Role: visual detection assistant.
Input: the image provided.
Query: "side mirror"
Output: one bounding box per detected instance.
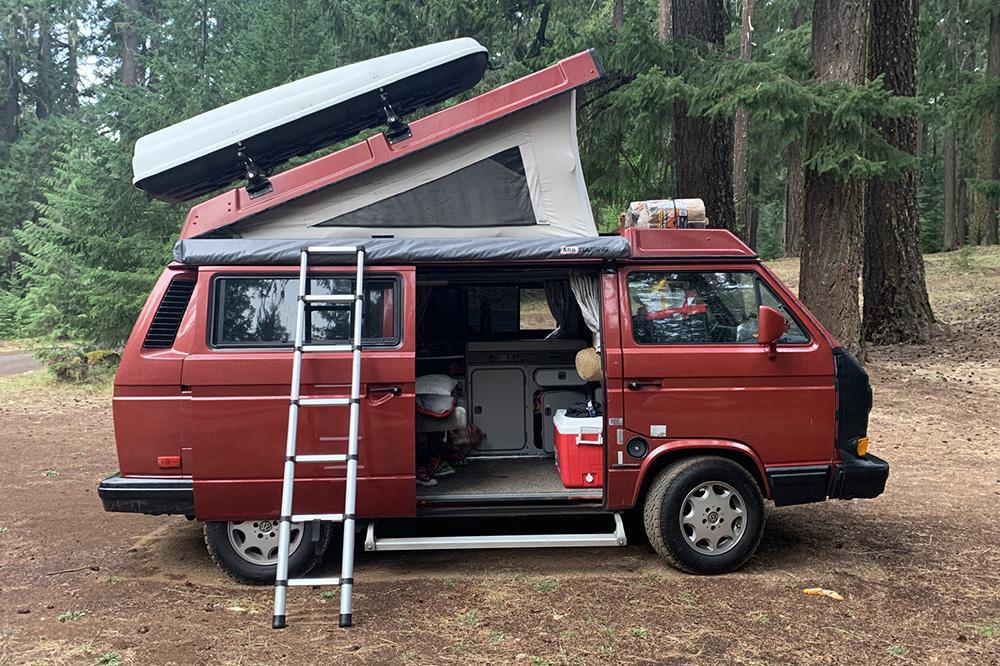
[757,305,789,358]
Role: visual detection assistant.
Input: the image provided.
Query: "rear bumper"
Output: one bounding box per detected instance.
[830,451,889,500]
[98,474,194,516]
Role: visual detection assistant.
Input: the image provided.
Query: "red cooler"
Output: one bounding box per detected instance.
[552,409,604,488]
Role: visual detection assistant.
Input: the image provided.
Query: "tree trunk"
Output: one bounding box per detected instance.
[672,0,735,232]
[121,0,142,87]
[3,51,19,142]
[732,0,755,244]
[613,0,625,33]
[862,0,933,345]
[748,168,761,249]
[783,0,808,257]
[959,161,971,233]
[35,14,53,119]
[942,0,962,250]
[971,11,1000,245]
[66,16,79,107]
[943,129,961,249]
[785,139,804,255]
[657,0,671,41]
[799,0,869,357]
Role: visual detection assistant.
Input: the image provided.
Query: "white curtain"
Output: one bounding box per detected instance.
[570,270,601,350]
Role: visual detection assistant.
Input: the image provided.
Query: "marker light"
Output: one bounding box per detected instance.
[856,437,870,457]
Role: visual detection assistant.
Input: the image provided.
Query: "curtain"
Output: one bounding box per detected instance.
[416,286,433,338]
[570,270,601,349]
[544,280,586,340]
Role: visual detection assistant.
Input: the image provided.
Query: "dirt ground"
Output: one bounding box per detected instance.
[1,249,999,665]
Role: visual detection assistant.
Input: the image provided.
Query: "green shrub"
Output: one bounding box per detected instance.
[36,345,119,383]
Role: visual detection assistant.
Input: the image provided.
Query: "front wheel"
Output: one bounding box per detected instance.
[643,457,765,574]
[203,520,334,585]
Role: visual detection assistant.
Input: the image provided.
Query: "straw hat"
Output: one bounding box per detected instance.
[575,347,602,382]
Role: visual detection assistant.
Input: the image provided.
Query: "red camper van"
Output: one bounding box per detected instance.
[99,40,888,627]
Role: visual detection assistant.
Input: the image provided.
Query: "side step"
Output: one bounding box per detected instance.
[364,513,626,551]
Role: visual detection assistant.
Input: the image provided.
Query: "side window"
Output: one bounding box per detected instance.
[212,276,399,347]
[627,271,808,345]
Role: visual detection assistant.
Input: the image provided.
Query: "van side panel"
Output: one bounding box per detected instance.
[613,262,837,508]
[599,270,630,509]
[113,267,196,477]
[180,265,417,522]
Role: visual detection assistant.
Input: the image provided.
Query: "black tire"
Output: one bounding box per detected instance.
[203,520,334,585]
[643,456,765,575]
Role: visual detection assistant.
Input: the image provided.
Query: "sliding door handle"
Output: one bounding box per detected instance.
[367,385,401,396]
[627,381,661,390]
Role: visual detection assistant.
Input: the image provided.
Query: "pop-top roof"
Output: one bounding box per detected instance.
[177,48,606,241]
[133,38,489,203]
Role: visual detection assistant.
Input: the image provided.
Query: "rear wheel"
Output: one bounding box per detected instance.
[203,520,334,585]
[643,457,765,574]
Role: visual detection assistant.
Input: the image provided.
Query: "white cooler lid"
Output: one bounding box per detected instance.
[553,409,603,434]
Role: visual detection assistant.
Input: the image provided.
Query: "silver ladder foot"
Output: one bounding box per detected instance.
[272,245,366,629]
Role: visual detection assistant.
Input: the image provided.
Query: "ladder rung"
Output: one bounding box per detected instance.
[293,454,348,463]
[290,513,344,522]
[300,344,354,353]
[302,294,356,304]
[306,246,358,255]
[287,576,344,587]
[298,397,351,407]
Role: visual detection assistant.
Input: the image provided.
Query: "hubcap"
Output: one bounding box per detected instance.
[679,481,746,556]
[227,520,303,565]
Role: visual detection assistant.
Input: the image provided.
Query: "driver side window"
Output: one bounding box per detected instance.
[627,271,808,345]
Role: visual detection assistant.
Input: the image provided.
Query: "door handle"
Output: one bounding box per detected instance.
[367,385,401,396]
[365,385,400,407]
[627,381,661,390]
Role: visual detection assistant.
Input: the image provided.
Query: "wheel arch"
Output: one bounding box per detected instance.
[630,439,770,509]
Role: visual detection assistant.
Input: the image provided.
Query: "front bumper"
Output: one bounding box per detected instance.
[98,474,195,516]
[830,451,889,500]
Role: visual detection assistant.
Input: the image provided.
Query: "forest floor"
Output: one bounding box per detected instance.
[1,248,999,665]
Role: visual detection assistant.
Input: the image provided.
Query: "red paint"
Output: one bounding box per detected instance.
[622,227,755,259]
[178,265,416,521]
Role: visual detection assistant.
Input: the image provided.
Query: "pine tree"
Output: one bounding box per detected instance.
[799,0,870,356]
[672,0,736,232]
[863,0,934,345]
[970,8,1000,244]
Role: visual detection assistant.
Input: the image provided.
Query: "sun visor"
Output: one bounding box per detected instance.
[133,38,489,203]
[229,93,598,239]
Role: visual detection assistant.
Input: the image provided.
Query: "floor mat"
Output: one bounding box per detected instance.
[417,457,589,498]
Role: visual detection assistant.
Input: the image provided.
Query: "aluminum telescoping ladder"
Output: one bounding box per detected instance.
[272,245,365,630]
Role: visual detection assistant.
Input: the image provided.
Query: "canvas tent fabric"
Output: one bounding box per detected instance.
[173,236,631,266]
[132,38,489,203]
[225,93,598,239]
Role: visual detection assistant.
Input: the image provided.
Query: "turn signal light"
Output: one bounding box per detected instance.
[856,437,870,457]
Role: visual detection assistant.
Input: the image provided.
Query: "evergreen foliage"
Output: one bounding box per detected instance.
[0,0,997,344]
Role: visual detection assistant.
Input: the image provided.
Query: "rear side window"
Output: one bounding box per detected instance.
[627,271,809,345]
[211,276,399,348]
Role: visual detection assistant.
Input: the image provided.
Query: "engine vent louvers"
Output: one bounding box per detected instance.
[142,279,196,348]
